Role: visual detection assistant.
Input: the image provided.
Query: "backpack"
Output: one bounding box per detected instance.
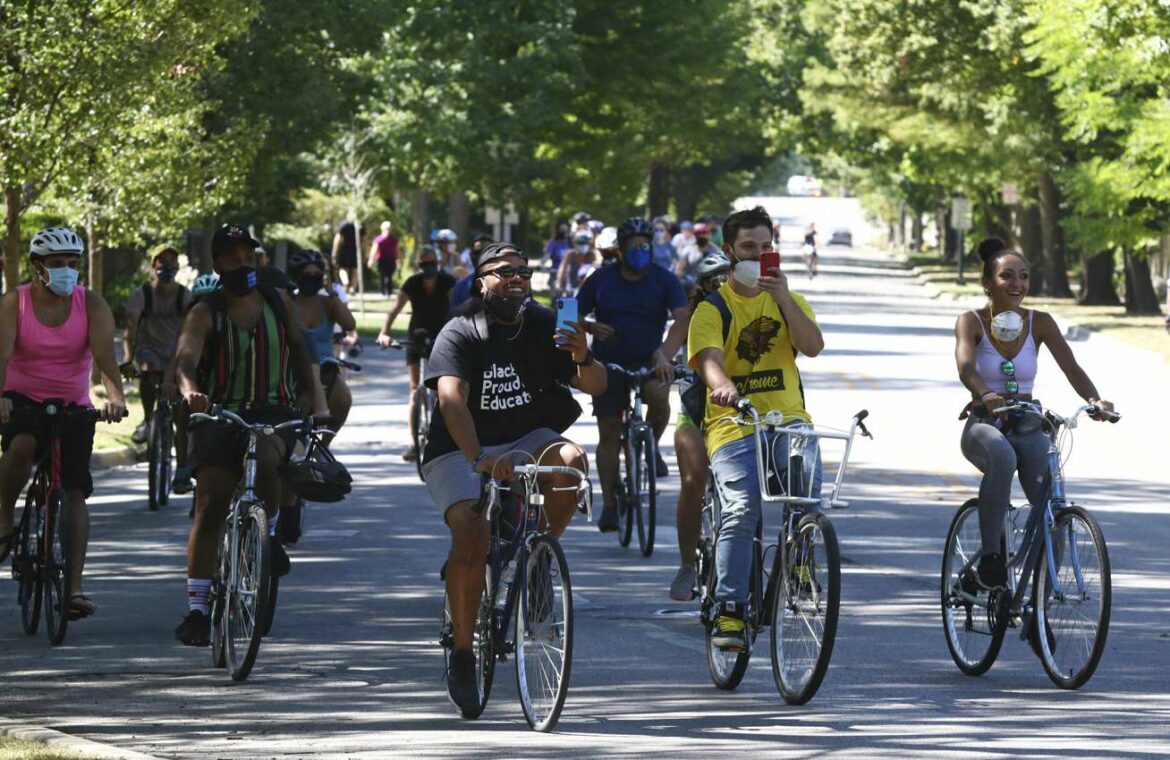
[139,282,187,321]
[197,285,291,393]
[679,291,733,425]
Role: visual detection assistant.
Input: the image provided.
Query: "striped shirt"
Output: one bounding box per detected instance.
[206,297,294,410]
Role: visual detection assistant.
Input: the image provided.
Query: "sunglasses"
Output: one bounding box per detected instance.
[1001,360,1018,396]
[485,266,534,281]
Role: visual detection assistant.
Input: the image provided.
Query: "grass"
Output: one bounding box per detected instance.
[906,254,1170,361]
[0,738,87,759]
[90,382,145,452]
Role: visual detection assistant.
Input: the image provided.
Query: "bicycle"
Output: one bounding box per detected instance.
[606,363,685,557]
[9,400,108,645]
[438,457,592,731]
[121,365,176,512]
[387,328,433,481]
[190,405,310,681]
[700,399,871,704]
[941,401,1119,689]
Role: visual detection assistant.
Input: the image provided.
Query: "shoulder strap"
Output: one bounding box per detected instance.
[257,284,289,330]
[705,290,733,343]
[140,283,154,318]
[472,310,489,342]
[175,285,187,313]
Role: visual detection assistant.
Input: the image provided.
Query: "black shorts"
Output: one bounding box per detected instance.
[187,406,300,476]
[591,362,653,420]
[1,392,96,497]
[406,327,434,366]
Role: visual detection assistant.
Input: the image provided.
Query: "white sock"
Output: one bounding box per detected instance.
[187,578,212,614]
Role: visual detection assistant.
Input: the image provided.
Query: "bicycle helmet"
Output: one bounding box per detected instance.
[572,229,593,245]
[280,444,352,503]
[29,227,84,258]
[697,252,731,280]
[191,273,221,296]
[287,248,326,276]
[595,226,618,250]
[587,219,605,235]
[617,217,654,246]
[436,228,458,243]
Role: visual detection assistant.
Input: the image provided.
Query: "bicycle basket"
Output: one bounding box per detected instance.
[280,442,352,503]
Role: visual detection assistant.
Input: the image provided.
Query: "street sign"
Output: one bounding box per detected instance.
[1001,183,1019,205]
[485,204,519,242]
[951,196,972,232]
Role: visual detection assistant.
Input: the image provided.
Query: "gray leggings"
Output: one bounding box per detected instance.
[960,416,1051,555]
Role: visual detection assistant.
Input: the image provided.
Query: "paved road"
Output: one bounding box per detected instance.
[2,217,1169,758]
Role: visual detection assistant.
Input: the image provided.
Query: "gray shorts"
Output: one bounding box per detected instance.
[422,428,569,519]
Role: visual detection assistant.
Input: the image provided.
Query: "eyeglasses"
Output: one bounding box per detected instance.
[485,266,534,280]
[624,242,652,254]
[1001,360,1018,396]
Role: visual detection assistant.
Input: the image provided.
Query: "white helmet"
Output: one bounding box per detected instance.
[29,227,84,258]
[595,226,618,250]
[436,228,458,243]
[192,273,222,296]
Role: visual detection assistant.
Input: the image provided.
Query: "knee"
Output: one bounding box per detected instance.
[2,436,36,467]
[598,420,620,444]
[680,466,705,492]
[448,526,488,566]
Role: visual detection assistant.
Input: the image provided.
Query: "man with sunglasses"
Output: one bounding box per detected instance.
[421,242,605,716]
[577,217,689,532]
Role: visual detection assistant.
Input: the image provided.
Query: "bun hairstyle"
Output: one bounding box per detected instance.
[977,237,1025,280]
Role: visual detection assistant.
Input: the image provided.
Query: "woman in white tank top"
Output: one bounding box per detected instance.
[953,237,1116,589]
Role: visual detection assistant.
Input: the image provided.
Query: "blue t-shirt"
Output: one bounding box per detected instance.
[577,263,686,366]
[652,242,675,271]
[545,238,571,271]
[451,273,475,307]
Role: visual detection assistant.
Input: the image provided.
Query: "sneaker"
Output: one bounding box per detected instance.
[402,446,419,462]
[276,502,302,546]
[711,614,747,652]
[597,503,619,533]
[171,465,194,495]
[669,564,697,601]
[271,540,291,578]
[446,649,480,716]
[131,422,149,444]
[976,551,1007,589]
[655,452,669,478]
[175,609,210,647]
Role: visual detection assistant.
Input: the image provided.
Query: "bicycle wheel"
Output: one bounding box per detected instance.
[413,390,429,482]
[941,499,1008,676]
[705,538,755,690]
[210,531,229,668]
[771,512,840,704]
[43,489,71,646]
[225,503,270,681]
[147,410,170,511]
[158,411,173,507]
[514,534,573,732]
[15,492,42,636]
[1034,505,1110,690]
[634,429,657,557]
[443,565,497,719]
[617,437,634,548]
[695,496,716,602]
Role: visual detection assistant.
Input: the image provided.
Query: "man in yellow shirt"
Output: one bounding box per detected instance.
[688,205,825,652]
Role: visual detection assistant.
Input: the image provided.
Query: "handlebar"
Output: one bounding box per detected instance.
[989,400,1120,427]
[321,356,362,372]
[606,363,689,385]
[189,404,314,436]
[474,463,592,519]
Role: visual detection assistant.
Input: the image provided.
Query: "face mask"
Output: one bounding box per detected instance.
[221,266,257,297]
[991,309,1024,342]
[298,274,324,294]
[421,262,438,278]
[483,290,527,323]
[41,265,79,297]
[732,258,760,289]
[654,229,669,243]
[623,247,651,271]
[156,267,177,283]
[574,242,590,254]
[696,237,709,247]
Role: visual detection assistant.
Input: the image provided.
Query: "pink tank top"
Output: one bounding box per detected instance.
[5,284,92,406]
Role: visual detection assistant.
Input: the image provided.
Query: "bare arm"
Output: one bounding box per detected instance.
[176,303,212,407]
[776,294,823,357]
[326,293,356,332]
[955,312,995,400]
[281,292,317,415]
[436,375,480,463]
[86,291,127,419]
[696,346,739,408]
[658,305,691,364]
[123,310,140,367]
[379,291,409,337]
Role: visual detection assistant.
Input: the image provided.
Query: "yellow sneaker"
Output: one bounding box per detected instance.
[711,614,747,652]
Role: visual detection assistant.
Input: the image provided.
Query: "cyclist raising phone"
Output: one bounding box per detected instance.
[0,227,128,620]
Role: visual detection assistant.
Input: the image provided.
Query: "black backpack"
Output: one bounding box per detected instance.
[680,290,733,425]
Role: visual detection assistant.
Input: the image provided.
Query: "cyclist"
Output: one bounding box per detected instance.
[954,237,1115,589]
[651,217,676,271]
[555,229,594,297]
[577,217,689,532]
[676,222,721,296]
[669,252,731,601]
[123,244,191,444]
[0,227,128,619]
[541,220,572,274]
[376,245,456,461]
[688,206,824,651]
[802,222,818,278]
[172,224,316,646]
[289,249,357,434]
[436,229,466,278]
[594,226,620,268]
[421,241,605,714]
[168,273,222,494]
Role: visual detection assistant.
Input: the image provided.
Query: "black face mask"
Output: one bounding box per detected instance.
[421,262,438,278]
[297,274,324,294]
[156,267,177,284]
[221,266,257,297]
[482,290,527,323]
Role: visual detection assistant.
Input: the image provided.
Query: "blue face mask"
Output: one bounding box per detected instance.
[42,265,79,297]
[623,245,651,271]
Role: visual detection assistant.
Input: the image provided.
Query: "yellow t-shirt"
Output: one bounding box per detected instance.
[687,282,815,458]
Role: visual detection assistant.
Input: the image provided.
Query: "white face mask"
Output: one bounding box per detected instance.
[991,309,1023,342]
[732,259,760,289]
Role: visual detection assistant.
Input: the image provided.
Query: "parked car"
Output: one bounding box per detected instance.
[828,227,853,246]
[786,175,823,197]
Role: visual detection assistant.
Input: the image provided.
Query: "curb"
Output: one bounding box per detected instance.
[91,444,142,469]
[0,719,161,759]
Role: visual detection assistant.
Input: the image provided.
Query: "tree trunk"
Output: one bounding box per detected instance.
[896,203,906,250]
[1019,196,1045,296]
[910,212,924,252]
[1079,250,1120,305]
[647,163,670,219]
[4,184,21,289]
[85,216,103,295]
[936,206,952,260]
[411,188,430,268]
[1037,171,1073,297]
[447,190,470,248]
[1123,249,1161,314]
[672,174,696,223]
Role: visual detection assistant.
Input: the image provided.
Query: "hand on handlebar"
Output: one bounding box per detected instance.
[651,351,675,384]
[376,332,394,349]
[1088,399,1118,422]
[475,455,513,482]
[709,381,741,409]
[185,391,211,414]
[981,392,1009,418]
[101,399,128,423]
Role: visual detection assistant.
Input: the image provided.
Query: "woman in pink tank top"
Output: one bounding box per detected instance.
[0,226,128,620]
[953,237,1115,590]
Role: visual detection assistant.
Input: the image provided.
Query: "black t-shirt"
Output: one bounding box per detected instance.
[423,305,576,461]
[401,271,456,338]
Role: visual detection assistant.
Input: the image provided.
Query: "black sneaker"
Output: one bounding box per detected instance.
[447,649,480,717]
[271,540,291,578]
[597,503,619,533]
[276,502,302,546]
[655,452,669,478]
[976,551,1007,589]
[175,609,210,647]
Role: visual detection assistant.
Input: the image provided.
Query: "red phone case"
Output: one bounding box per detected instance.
[760,251,780,277]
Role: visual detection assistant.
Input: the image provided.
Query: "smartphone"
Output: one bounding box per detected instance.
[555,297,578,346]
[759,250,781,277]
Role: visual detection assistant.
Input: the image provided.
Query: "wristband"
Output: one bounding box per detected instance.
[574,349,594,367]
[980,391,997,400]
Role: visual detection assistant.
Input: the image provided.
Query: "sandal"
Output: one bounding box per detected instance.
[0,531,15,565]
[67,594,97,620]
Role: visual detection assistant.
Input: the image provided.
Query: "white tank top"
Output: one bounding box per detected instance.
[973,309,1038,395]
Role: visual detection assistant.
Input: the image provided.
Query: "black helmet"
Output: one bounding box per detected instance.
[617,217,654,246]
[288,249,326,277]
[279,443,352,503]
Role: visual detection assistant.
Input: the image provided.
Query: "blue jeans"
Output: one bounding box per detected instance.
[710,428,823,606]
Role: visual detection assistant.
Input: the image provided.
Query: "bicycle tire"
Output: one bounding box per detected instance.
[43,489,71,646]
[696,494,716,602]
[635,429,657,557]
[210,530,228,669]
[772,511,840,704]
[159,411,173,507]
[705,537,756,690]
[147,410,170,511]
[941,499,1008,676]
[617,437,634,548]
[515,534,573,732]
[225,503,270,681]
[413,389,429,482]
[1034,505,1111,690]
[16,489,42,636]
[260,575,279,638]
